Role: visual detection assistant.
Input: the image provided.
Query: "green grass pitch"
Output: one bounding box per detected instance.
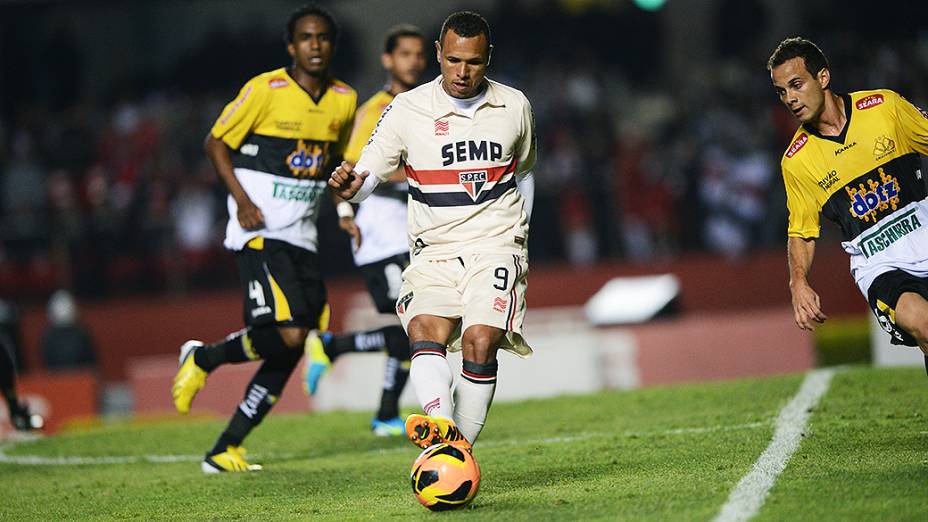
[1,366,926,520]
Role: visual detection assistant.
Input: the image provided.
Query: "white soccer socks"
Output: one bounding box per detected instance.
[410,341,454,419]
[453,359,498,444]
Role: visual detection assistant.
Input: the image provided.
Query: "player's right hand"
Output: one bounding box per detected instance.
[328,161,369,200]
[236,197,265,231]
[789,281,827,331]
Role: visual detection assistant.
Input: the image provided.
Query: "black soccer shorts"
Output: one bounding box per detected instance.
[235,238,328,329]
[359,253,410,314]
[867,269,928,347]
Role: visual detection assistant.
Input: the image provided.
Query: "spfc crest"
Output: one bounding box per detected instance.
[459,170,488,201]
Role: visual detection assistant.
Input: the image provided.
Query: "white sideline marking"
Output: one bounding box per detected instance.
[713,368,840,522]
[0,421,766,467]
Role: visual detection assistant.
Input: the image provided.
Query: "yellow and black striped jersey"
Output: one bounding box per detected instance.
[209,68,357,252]
[781,89,928,294]
[211,67,356,179]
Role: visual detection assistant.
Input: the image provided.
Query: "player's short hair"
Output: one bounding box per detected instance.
[767,37,829,77]
[439,11,491,48]
[384,24,425,54]
[286,3,339,44]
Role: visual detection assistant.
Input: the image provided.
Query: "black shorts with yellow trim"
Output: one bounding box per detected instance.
[867,269,928,347]
[235,237,328,330]
[359,253,410,314]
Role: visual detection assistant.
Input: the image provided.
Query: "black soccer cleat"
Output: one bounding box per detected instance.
[9,401,44,431]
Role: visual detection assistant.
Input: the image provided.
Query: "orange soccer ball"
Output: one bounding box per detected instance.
[409,443,481,511]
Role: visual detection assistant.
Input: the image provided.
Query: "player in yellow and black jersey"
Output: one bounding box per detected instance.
[769,37,928,371]
[303,25,428,437]
[170,4,356,473]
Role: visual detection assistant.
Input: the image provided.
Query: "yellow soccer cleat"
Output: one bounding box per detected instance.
[303,331,333,396]
[405,414,472,452]
[172,340,207,414]
[201,445,263,473]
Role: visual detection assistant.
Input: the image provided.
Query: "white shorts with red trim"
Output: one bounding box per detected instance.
[395,252,532,358]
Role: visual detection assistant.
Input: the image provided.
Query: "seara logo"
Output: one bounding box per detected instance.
[856,94,884,110]
[846,168,900,222]
[786,133,808,158]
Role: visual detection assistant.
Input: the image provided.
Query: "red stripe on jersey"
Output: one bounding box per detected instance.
[404,159,516,186]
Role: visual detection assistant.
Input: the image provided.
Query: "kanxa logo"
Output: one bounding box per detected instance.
[834,142,857,156]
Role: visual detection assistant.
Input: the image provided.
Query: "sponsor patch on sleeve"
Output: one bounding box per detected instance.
[268,77,289,89]
[856,94,884,110]
[786,133,808,158]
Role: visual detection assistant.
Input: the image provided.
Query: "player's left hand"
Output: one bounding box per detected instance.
[338,216,362,249]
[790,281,827,331]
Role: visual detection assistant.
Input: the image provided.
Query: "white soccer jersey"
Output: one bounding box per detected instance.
[353,188,408,265]
[344,90,409,266]
[355,76,537,258]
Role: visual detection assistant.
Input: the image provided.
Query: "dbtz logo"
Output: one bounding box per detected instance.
[846,168,900,222]
[287,139,328,178]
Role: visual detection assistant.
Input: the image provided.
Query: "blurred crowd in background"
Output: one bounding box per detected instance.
[2,0,928,302]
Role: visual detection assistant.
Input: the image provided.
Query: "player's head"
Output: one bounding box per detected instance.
[768,37,831,124]
[383,24,427,91]
[436,11,492,99]
[286,4,339,77]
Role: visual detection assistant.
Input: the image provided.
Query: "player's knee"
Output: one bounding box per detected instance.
[908,320,928,345]
[277,326,309,349]
[407,317,439,344]
[461,326,503,364]
[460,337,497,364]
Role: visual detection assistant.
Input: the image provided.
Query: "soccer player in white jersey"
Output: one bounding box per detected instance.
[329,11,537,451]
[303,25,428,437]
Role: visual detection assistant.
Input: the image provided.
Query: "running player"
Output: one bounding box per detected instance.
[303,25,428,437]
[769,37,928,371]
[329,11,537,451]
[171,4,356,472]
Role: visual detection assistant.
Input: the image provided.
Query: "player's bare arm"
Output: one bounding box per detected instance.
[205,134,265,231]
[327,160,369,200]
[787,236,827,330]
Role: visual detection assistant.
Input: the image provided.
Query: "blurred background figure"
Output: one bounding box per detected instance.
[0,299,43,431]
[41,289,96,371]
